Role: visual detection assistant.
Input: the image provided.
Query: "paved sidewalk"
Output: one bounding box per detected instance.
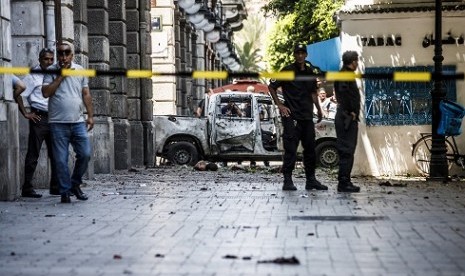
[1,165,465,276]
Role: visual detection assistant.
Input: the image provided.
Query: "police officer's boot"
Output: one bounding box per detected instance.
[337,178,360,193]
[282,174,297,191]
[305,176,328,190]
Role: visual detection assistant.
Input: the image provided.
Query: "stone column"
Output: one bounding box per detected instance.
[0,0,20,200]
[44,0,56,50]
[68,0,94,177]
[108,0,131,170]
[151,1,176,115]
[179,19,188,115]
[139,0,155,167]
[190,32,202,107]
[126,0,144,167]
[87,0,114,173]
[174,11,181,114]
[196,31,206,95]
[11,0,50,190]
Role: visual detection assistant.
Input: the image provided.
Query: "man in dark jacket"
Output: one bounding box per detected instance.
[334,51,361,193]
[268,44,326,191]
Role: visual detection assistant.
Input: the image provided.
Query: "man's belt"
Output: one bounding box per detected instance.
[31,107,48,117]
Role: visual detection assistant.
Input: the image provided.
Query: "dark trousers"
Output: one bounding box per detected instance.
[281,117,316,178]
[335,110,358,183]
[23,112,58,191]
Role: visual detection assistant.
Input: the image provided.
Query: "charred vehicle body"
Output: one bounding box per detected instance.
[154,92,338,167]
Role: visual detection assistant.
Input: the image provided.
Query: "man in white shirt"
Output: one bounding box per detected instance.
[14,48,57,198]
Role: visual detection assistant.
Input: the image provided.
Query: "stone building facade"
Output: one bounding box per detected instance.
[151,0,247,116]
[0,0,153,201]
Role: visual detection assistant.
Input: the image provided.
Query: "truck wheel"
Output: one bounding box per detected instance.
[166,142,199,166]
[315,141,339,168]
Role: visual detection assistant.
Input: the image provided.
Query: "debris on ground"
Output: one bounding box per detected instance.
[257,256,300,265]
[102,192,120,196]
[379,181,407,187]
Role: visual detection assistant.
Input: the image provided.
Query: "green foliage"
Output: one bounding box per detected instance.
[235,14,266,76]
[235,15,265,49]
[264,0,344,71]
[236,41,262,72]
[265,14,300,71]
[262,0,300,16]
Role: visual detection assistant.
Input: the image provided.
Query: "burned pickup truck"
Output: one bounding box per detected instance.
[154,92,338,167]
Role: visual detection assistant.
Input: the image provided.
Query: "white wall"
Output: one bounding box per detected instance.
[340,10,465,176]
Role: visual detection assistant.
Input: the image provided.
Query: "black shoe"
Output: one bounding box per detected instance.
[21,189,43,198]
[337,182,360,193]
[61,194,71,203]
[282,176,297,191]
[49,189,60,196]
[305,179,328,190]
[283,184,297,191]
[71,186,88,201]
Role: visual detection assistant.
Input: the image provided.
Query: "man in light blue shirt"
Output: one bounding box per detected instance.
[42,42,94,204]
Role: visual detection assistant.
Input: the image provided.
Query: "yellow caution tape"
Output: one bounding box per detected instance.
[192,71,228,79]
[326,72,361,81]
[0,67,30,75]
[127,70,153,78]
[394,72,431,82]
[62,69,96,77]
[0,66,462,82]
[260,71,295,80]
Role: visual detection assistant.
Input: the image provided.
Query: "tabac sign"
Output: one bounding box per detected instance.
[360,35,402,47]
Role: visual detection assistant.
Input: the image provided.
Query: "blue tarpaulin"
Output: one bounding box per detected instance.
[306,38,341,72]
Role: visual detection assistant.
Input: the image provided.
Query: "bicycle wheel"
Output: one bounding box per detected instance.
[412,136,455,176]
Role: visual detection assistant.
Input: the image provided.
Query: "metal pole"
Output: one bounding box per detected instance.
[53,0,62,43]
[429,0,448,180]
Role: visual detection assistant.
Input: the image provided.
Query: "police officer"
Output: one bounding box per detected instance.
[334,51,361,193]
[268,44,327,191]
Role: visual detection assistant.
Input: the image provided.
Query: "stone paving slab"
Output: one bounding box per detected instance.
[1,165,465,275]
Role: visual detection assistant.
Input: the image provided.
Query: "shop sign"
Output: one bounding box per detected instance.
[360,35,402,47]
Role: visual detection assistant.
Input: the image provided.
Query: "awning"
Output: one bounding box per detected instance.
[306,38,341,72]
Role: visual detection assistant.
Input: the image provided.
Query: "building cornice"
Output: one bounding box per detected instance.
[339,1,465,14]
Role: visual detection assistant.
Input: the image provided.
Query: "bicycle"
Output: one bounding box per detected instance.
[412,133,465,176]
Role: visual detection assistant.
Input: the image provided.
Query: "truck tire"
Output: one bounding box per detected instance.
[166,142,199,166]
[315,140,339,168]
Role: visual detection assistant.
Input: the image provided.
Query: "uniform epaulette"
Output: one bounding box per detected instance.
[305,62,323,74]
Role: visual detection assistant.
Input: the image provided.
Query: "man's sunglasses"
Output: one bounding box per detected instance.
[57,49,72,56]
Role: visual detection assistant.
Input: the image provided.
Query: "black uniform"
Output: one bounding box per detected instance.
[334,66,361,185]
[269,62,321,178]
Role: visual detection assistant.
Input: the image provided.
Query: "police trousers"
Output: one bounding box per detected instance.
[281,117,316,178]
[335,109,359,183]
